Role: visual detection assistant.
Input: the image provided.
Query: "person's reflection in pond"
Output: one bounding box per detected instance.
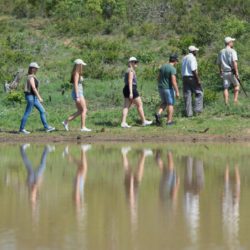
[222,164,240,249]
[156,150,180,213]
[184,156,204,245]
[121,147,153,231]
[20,144,54,220]
[63,144,91,226]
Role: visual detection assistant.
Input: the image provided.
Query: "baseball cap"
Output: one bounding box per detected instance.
[225,37,236,43]
[128,57,138,63]
[169,54,179,62]
[74,59,87,66]
[29,62,40,68]
[188,45,199,52]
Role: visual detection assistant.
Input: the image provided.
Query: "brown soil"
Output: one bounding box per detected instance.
[1,132,250,144]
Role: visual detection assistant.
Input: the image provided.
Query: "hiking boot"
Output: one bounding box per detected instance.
[46,126,55,132]
[121,122,132,128]
[19,129,31,135]
[142,120,153,126]
[166,121,175,126]
[155,113,161,125]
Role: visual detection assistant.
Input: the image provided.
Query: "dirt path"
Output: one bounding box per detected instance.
[1,132,250,144]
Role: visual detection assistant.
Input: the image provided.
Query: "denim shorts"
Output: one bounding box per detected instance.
[72,84,84,100]
[159,88,175,106]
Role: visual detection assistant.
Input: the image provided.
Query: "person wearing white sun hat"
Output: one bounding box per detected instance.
[217,37,240,105]
[19,62,55,134]
[62,59,91,132]
[182,45,203,117]
[121,57,152,128]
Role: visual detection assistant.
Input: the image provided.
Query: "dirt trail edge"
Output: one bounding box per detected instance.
[1,132,250,144]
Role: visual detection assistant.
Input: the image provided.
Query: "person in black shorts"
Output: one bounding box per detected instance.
[121,57,152,128]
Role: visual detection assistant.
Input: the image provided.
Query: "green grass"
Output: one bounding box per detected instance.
[1,78,250,137]
[0,16,249,139]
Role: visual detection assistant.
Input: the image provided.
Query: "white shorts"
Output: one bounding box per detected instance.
[222,72,239,89]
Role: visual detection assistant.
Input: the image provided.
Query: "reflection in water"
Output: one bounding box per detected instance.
[222,164,241,250]
[156,150,180,213]
[0,144,249,250]
[184,156,204,245]
[20,144,54,223]
[63,144,91,228]
[121,147,153,231]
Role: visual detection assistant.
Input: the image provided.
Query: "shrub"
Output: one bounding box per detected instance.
[221,16,247,37]
[6,91,24,104]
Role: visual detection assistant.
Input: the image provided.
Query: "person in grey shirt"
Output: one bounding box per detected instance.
[217,37,240,105]
[182,46,203,117]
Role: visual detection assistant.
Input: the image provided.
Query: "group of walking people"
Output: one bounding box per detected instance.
[19,36,241,134]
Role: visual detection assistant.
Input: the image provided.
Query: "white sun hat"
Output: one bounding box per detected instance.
[225,37,236,43]
[188,45,199,52]
[29,62,40,68]
[74,59,87,66]
[128,57,138,62]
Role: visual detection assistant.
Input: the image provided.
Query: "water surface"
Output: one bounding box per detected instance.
[1,143,250,250]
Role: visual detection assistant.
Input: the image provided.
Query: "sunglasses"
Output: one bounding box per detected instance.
[131,61,138,64]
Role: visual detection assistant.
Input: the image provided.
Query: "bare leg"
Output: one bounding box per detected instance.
[158,104,167,115]
[133,97,146,123]
[234,86,240,104]
[224,89,229,105]
[167,105,174,123]
[79,97,87,129]
[122,98,132,124]
[64,101,82,124]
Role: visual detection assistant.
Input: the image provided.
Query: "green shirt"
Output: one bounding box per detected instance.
[158,64,176,89]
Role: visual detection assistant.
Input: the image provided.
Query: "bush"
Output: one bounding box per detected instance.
[204,89,219,105]
[221,16,247,37]
[6,91,24,104]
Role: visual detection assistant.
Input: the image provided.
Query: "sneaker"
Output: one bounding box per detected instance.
[46,145,55,152]
[142,120,153,126]
[46,126,55,132]
[81,144,92,152]
[121,146,131,155]
[143,149,153,157]
[62,121,69,131]
[80,127,92,132]
[21,143,30,151]
[155,113,161,125]
[19,129,31,135]
[121,122,132,128]
[62,146,69,158]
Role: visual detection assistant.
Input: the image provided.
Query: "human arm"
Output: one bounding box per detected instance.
[191,57,201,85]
[30,77,43,102]
[192,70,201,85]
[171,74,179,98]
[233,60,239,79]
[128,71,133,99]
[73,73,80,102]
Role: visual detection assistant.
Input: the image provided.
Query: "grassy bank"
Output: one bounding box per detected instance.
[0,14,249,140]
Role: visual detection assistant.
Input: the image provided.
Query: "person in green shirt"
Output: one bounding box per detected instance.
[155,54,180,126]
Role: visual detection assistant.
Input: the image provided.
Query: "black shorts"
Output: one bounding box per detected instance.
[123,85,139,99]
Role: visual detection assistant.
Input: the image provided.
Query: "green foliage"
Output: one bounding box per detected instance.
[54,0,85,19]
[204,89,219,105]
[220,16,247,37]
[5,91,24,104]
